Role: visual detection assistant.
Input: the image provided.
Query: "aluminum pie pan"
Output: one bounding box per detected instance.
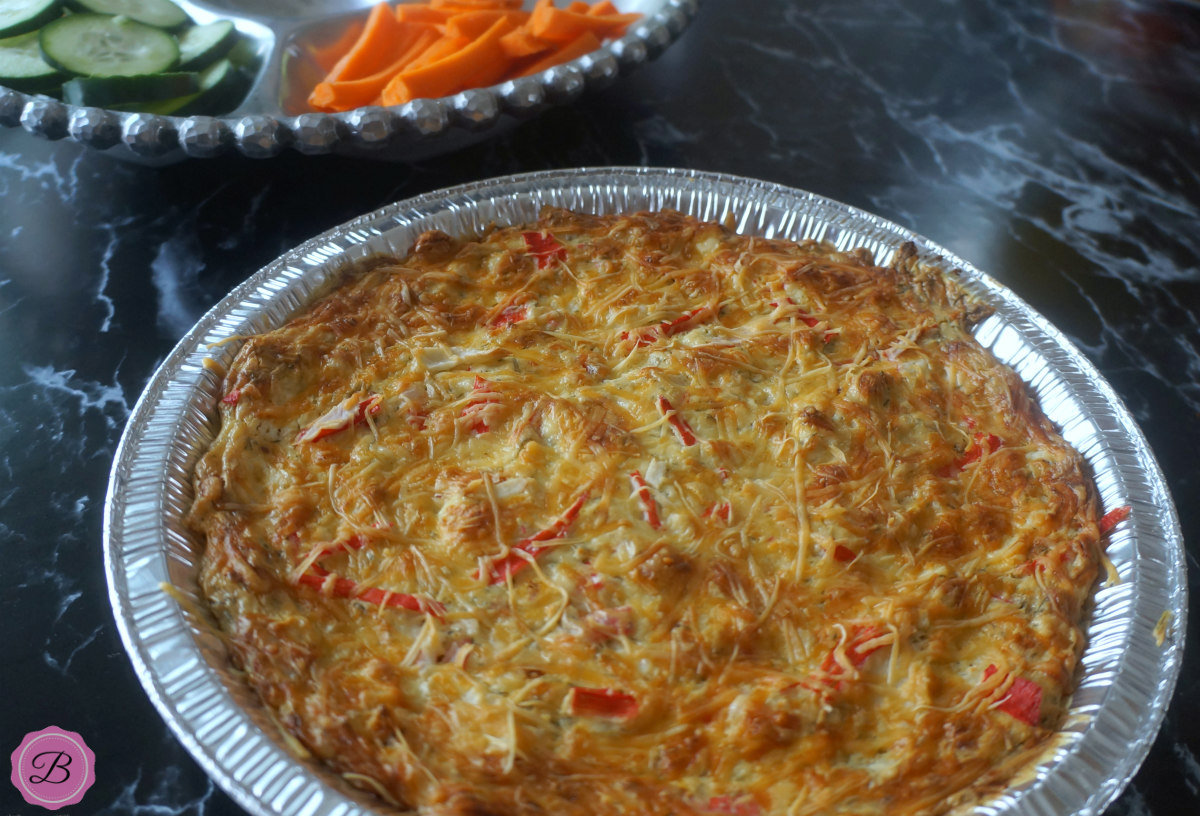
[2,0,695,164]
[104,167,1186,816]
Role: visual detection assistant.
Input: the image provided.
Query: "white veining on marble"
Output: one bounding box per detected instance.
[1174,742,1200,798]
[152,231,210,339]
[43,623,103,675]
[94,220,136,334]
[23,363,131,429]
[97,766,218,816]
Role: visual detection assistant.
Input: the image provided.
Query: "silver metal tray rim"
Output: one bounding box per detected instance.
[2,0,696,163]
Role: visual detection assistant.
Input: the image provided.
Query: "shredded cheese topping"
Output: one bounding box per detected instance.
[189,209,1103,816]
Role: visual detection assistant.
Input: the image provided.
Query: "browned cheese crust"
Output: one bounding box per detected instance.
[188,208,1102,816]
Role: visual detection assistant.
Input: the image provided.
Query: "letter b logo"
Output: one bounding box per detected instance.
[10,727,95,810]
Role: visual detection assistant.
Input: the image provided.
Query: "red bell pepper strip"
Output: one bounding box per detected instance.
[982,664,1042,726]
[297,394,382,443]
[655,396,698,446]
[702,501,731,522]
[523,231,567,269]
[480,491,589,584]
[566,686,639,719]
[938,431,1002,476]
[297,564,445,616]
[1099,505,1131,534]
[490,303,529,327]
[629,470,662,529]
[832,544,857,562]
[959,432,1002,467]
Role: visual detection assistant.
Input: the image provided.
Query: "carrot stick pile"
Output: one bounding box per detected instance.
[308,0,641,112]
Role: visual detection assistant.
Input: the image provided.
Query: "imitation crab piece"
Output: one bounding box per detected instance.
[296,393,382,443]
[982,664,1043,726]
[655,395,699,446]
[629,470,662,529]
[523,231,567,268]
[460,375,502,434]
[566,686,639,719]
[479,491,590,584]
[297,564,445,617]
[702,501,732,522]
[820,625,890,676]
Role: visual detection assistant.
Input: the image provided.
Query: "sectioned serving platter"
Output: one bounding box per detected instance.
[105,167,1186,816]
[1,0,695,163]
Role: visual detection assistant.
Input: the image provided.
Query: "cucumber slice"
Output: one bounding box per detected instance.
[110,57,240,115]
[0,0,61,39]
[0,29,62,91]
[64,0,186,30]
[178,57,243,114]
[62,69,194,105]
[224,34,259,69]
[176,19,235,72]
[40,14,178,76]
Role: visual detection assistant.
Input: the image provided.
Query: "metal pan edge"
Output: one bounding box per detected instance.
[104,166,1187,816]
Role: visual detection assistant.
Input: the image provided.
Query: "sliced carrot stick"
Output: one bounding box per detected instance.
[516,29,600,76]
[308,28,439,111]
[382,16,516,105]
[309,0,643,112]
[529,3,640,42]
[431,0,522,8]
[401,33,471,72]
[395,5,454,23]
[326,2,411,82]
[446,9,529,38]
[312,18,366,74]
[500,25,554,58]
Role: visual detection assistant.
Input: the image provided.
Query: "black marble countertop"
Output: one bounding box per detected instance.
[1,1,1197,814]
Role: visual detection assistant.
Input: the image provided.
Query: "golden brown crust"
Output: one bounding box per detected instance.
[189,208,1101,816]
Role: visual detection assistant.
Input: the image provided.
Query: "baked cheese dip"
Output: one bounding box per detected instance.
[188,208,1102,816]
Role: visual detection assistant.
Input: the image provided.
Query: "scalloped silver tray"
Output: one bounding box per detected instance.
[105,167,1186,816]
[1,0,695,163]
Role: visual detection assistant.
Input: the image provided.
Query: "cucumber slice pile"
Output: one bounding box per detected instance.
[0,0,255,118]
